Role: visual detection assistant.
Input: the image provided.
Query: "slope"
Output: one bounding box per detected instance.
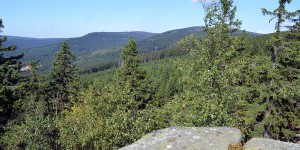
[5,26,261,74]
[76,26,261,74]
[10,32,157,73]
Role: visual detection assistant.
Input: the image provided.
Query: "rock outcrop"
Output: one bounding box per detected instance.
[119,126,241,150]
[244,138,300,150]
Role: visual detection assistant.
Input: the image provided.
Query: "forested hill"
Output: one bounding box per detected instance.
[67,31,157,52]
[6,31,157,73]
[75,27,261,74]
[4,36,64,49]
[137,26,260,53]
[5,26,261,74]
[137,26,207,52]
[4,31,157,55]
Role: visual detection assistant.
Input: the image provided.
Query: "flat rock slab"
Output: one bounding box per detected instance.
[119,126,241,150]
[244,138,300,150]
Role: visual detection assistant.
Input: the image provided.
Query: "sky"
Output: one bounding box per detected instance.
[1,0,299,38]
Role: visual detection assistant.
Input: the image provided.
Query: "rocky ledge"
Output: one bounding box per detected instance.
[119,126,241,150]
[244,138,300,150]
[119,126,300,150]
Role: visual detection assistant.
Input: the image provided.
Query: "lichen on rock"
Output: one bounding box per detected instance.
[119,126,242,150]
[244,138,300,150]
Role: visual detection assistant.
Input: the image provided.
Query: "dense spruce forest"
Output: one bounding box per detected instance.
[0,0,299,149]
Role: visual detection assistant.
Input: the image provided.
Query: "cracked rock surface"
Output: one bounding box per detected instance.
[119,126,241,150]
[244,138,300,150]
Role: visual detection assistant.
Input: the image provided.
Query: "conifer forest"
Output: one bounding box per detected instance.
[0,0,299,149]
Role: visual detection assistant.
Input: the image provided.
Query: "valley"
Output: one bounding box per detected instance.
[6,26,260,74]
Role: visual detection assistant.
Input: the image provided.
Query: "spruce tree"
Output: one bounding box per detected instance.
[2,63,54,149]
[0,19,23,134]
[50,42,79,116]
[243,0,300,141]
[57,38,154,149]
[117,37,152,111]
[108,38,153,146]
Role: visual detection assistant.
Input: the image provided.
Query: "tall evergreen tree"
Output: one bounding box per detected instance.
[243,0,300,141]
[105,38,154,147]
[50,42,79,116]
[117,37,152,111]
[2,63,54,149]
[0,19,23,134]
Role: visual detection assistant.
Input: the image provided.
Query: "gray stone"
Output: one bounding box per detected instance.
[244,138,300,150]
[119,126,241,150]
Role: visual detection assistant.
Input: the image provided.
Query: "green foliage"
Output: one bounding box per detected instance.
[58,81,155,149]
[116,38,153,110]
[1,64,55,149]
[2,115,55,149]
[2,1,300,148]
[240,0,300,142]
[58,39,158,149]
[171,0,246,127]
[80,68,117,88]
[57,84,111,149]
[57,1,300,147]
[50,42,79,115]
[0,19,23,135]
[2,104,55,149]
[110,38,155,145]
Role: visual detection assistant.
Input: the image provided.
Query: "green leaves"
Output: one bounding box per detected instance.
[170,0,247,129]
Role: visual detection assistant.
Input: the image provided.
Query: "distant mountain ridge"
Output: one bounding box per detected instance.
[66,31,157,52]
[4,36,65,49]
[4,31,157,73]
[137,26,260,52]
[137,26,206,52]
[3,26,261,74]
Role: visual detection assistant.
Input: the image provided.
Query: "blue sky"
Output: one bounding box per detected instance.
[1,0,299,38]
